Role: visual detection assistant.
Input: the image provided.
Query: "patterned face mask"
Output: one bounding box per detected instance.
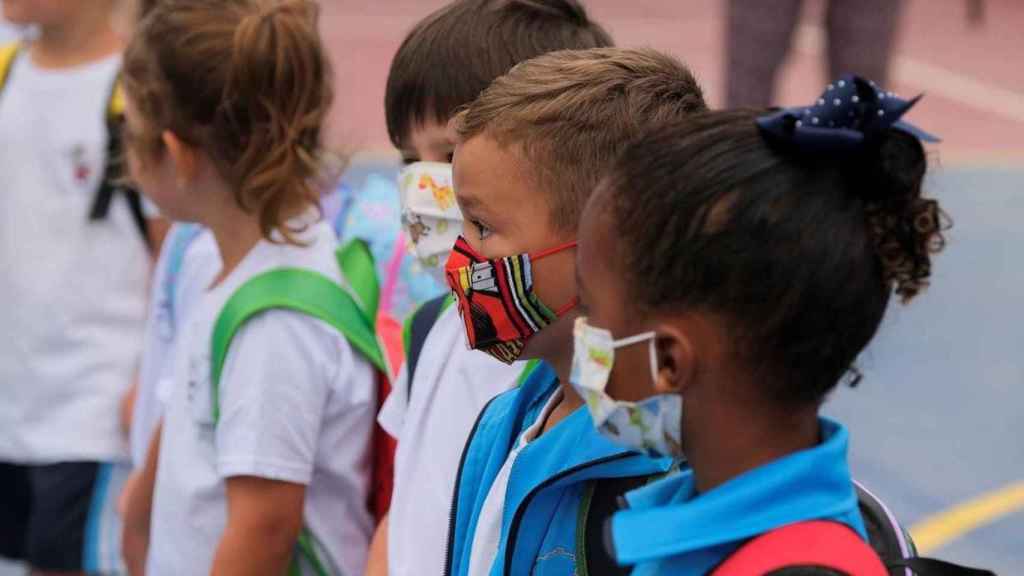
[569,317,683,459]
[444,236,577,364]
[398,162,461,284]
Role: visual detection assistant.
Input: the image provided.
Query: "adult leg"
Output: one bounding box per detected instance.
[825,0,905,86]
[725,0,805,107]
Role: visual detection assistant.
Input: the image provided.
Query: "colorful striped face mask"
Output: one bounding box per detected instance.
[445,236,578,364]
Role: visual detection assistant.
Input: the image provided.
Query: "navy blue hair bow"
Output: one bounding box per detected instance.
[756,75,939,154]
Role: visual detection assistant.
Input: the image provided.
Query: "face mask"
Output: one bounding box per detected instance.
[445,236,577,364]
[398,162,461,282]
[569,317,683,459]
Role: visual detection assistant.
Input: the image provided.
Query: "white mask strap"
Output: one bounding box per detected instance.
[612,331,656,349]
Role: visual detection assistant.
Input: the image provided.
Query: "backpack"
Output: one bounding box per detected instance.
[209,238,390,576]
[402,293,455,396]
[582,477,996,576]
[0,43,152,251]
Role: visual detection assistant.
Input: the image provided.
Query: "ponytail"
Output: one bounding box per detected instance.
[123,0,333,243]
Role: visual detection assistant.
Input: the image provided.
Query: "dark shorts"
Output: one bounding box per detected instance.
[0,461,107,572]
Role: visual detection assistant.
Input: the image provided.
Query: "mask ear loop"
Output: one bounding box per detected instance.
[530,240,578,261]
[611,331,660,385]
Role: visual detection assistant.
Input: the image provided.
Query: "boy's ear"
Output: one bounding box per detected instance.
[161,130,198,186]
[653,324,696,396]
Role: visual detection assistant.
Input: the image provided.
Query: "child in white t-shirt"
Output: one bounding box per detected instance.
[367,2,614,574]
[0,1,157,573]
[120,1,376,574]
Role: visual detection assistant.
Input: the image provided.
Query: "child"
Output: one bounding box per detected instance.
[574,80,945,573]
[121,1,375,574]
[443,47,707,576]
[372,2,613,574]
[0,1,156,573]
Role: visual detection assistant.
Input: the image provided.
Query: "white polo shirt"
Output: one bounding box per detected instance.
[378,307,529,576]
[147,220,375,575]
[0,51,149,463]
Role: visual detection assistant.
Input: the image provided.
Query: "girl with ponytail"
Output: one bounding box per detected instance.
[121,2,376,574]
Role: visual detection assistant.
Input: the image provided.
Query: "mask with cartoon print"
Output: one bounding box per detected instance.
[569,317,683,459]
[398,161,462,284]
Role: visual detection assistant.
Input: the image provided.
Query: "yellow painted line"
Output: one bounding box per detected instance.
[910,480,1024,554]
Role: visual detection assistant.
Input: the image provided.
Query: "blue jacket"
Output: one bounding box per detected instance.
[608,418,866,575]
[445,363,675,576]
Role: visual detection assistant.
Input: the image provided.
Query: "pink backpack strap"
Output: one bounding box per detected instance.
[712,520,887,576]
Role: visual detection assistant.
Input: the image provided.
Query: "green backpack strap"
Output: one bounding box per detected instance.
[336,238,379,325]
[210,266,386,423]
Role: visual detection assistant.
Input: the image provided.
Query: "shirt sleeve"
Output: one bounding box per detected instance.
[214,309,347,485]
[377,362,409,441]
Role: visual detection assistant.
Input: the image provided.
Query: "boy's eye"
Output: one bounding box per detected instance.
[445,151,454,164]
[473,220,492,240]
[401,156,419,166]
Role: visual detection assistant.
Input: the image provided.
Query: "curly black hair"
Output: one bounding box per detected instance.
[600,109,948,406]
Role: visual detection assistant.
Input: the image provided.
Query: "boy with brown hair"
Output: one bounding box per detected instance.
[441,47,707,576]
[371,2,612,575]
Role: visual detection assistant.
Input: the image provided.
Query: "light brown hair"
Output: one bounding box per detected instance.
[453,47,707,232]
[123,0,332,242]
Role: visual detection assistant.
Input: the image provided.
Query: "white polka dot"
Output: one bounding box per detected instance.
[804,108,811,116]
[838,80,846,88]
[796,120,804,127]
[812,117,820,125]
[878,109,885,116]
[851,95,860,103]
[828,83,835,91]
[817,98,825,105]
[833,98,842,106]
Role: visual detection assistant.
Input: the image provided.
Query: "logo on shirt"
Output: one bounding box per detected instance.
[71,144,92,186]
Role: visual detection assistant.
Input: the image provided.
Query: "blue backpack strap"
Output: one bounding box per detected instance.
[158,224,204,340]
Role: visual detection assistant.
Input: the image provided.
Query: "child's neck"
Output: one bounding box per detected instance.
[688,399,820,495]
[31,12,121,69]
[205,201,265,289]
[541,345,583,434]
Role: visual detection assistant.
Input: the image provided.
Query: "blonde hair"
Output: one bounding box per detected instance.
[454,47,707,232]
[123,0,333,242]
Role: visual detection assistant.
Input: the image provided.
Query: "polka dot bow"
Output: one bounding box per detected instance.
[756,75,939,154]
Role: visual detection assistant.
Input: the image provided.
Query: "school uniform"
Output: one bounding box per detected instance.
[146,218,376,576]
[608,418,866,574]
[0,50,147,572]
[446,364,674,576]
[379,306,530,576]
[129,225,219,467]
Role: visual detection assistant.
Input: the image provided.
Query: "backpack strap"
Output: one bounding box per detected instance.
[577,476,651,576]
[854,482,995,576]
[402,293,453,396]
[711,520,888,576]
[0,42,19,92]
[88,75,152,252]
[210,266,386,423]
[157,223,204,340]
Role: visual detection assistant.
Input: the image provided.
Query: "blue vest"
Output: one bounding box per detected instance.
[446,364,674,576]
[609,418,866,575]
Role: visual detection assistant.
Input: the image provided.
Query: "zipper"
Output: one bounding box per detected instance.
[443,394,499,576]
[502,452,635,575]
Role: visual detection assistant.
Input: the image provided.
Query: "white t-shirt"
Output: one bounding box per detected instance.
[129,226,220,467]
[466,389,562,576]
[378,307,530,576]
[147,220,375,576]
[0,51,150,463]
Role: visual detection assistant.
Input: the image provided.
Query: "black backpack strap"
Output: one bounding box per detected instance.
[891,557,996,576]
[578,475,652,576]
[87,74,152,253]
[405,293,449,396]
